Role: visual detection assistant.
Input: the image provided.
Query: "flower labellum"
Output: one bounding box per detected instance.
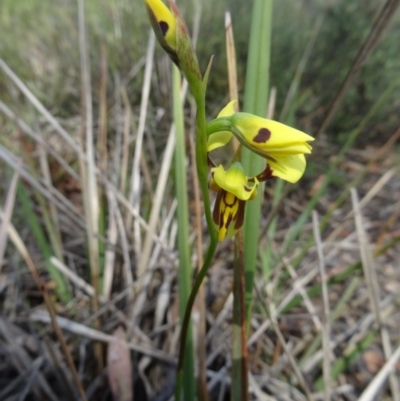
[210,163,258,241]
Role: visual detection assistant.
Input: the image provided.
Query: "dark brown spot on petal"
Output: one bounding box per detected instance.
[257,165,274,182]
[244,186,251,192]
[213,191,224,225]
[159,21,169,36]
[219,211,224,229]
[225,212,234,230]
[234,200,246,230]
[253,128,271,144]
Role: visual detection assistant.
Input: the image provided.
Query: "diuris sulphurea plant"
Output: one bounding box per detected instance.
[144,1,313,399]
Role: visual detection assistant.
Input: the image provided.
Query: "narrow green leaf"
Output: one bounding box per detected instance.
[242,0,273,322]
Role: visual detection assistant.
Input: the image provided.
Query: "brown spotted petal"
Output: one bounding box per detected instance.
[230,112,314,155]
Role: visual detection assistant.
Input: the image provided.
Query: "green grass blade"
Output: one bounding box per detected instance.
[242,0,273,322]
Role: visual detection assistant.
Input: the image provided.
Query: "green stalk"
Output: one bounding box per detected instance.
[241,0,273,321]
[172,65,195,401]
[175,76,219,401]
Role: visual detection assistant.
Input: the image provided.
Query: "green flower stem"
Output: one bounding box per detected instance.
[194,89,218,234]
[176,238,218,400]
[173,66,195,401]
[175,80,219,400]
[206,117,233,134]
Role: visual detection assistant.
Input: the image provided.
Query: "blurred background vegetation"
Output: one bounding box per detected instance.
[1,0,399,144]
[1,0,400,399]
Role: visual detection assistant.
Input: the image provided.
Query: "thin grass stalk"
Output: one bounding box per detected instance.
[241,0,273,321]
[38,147,64,263]
[77,0,102,370]
[358,343,400,401]
[312,211,331,401]
[232,231,249,401]
[128,31,155,270]
[352,188,400,399]
[98,44,108,177]
[102,191,118,300]
[120,100,131,195]
[128,32,154,276]
[0,169,19,273]
[172,65,195,400]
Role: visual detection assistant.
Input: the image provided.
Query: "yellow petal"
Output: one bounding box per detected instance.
[207,131,232,152]
[268,154,306,183]
[217,100,237,117]
[207,100,237,152]
[212,163,258,201]
[145,0,176,49]
[231,113,314,155]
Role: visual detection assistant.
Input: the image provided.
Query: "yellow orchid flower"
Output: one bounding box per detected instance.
[210,163,258,241]
[207,101,314,183]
